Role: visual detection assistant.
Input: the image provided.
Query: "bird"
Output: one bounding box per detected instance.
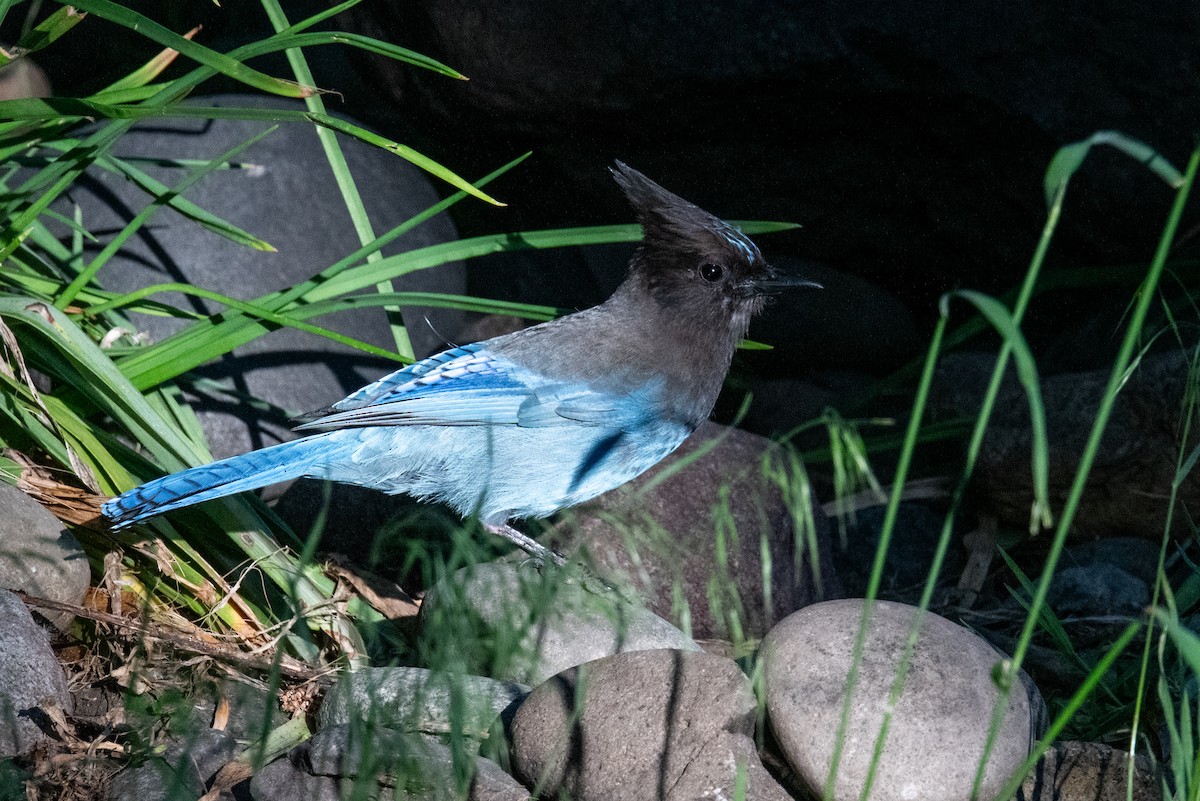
[102,162,818,565]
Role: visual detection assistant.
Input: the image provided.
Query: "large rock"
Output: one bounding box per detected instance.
[510,649,790,801]
[932,349,1197,540]
[419,561,699,686]
[551,421,840,640]
[0,589,72,757]
[59,93,468,463]
[0,483,90,630]
[761,599,1040,801]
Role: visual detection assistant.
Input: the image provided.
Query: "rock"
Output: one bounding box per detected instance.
[187,678,286,745]
[551,421,840,640]
[1019,741,1159,801]
[167,727,240,792]
[419,562,699,686]
[318,667,529,736]
[510,648,790,801]
[0,589,72,756]
[1066,538,1161,585]
[250,725,529,801]
[1043,538,1156,618]
[59,93,468,463]
[1047,564,1149,617]
[761,598,1039,801]
[932,349,1197,540]
[726,370,878,440]
[106,757,202,801]
[0,56,50,101]
[0,483,90,629]
[250,751,339,801]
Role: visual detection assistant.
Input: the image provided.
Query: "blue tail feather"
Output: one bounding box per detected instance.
[102,434,342,529]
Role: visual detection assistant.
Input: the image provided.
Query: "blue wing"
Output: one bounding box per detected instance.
[294,344,653,431]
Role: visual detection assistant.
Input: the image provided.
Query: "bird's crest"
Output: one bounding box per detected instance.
[609,161,762,264]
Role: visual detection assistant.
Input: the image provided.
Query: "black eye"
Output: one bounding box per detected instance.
[699,263,724,282]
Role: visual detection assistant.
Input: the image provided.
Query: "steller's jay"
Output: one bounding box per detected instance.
[102,163,818,565]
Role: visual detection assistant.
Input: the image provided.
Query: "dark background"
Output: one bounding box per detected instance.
[16,0,1200,396]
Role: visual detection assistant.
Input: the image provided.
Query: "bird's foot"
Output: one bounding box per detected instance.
[484,522,567,568]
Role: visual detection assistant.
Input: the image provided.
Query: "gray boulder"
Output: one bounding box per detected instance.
[0,483,89,630]
[250,725,528,801]
[342,0,1198,327]
[0,589,72,757]
[318,666,529,736]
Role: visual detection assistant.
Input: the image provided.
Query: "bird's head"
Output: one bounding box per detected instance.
[610,162,817,337]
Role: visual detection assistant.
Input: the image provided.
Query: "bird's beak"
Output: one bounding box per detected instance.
[752,269,822,295]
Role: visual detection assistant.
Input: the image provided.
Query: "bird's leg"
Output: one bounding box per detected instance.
[484,522,567,567]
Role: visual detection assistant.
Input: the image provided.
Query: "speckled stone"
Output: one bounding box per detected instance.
[761,599,1039,801]
[511,648,791,801]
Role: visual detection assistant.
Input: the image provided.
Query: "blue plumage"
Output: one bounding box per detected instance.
[101,163,817,563]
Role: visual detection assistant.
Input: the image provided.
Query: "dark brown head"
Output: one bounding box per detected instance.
[610,161,815,340]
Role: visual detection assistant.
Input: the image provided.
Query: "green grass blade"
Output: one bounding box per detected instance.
[99,25,197,94]
[56,125,278,308]
[1,5,86,64]
[272,31,467,80]
[107,216,793,390]
[263,0,412,358]
[308,113,503,206]
[940,289,1052,532]
[1045,131,1184,207]
[84,282,407,362]
[106,158,530,388]
[65,0,316,98]
[0,98,505,207]
[95,152,275,251]
[825,315,946,801]
[993,621,1142,801]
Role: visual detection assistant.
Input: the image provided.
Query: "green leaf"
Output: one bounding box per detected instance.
[275,31,467,80]
[65,0,316,97]
[941,289,1053,533]
[1157,609,1200,681]
[0,98,504,206]
[99,25,198,94]
[97,152,275,252]
[1044,130,1184,208]
[57,124,278,307]
[1,5,87,64]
